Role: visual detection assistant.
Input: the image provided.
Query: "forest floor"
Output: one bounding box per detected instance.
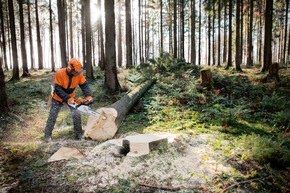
[0,63,290,193]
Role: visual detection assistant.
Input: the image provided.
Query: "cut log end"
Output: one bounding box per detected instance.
[84,107,118,141]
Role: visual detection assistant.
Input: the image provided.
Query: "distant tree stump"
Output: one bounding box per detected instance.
[200,68,212,90]
[264,62,280,83]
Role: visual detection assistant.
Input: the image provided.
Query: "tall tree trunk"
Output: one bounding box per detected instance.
[160,0,163,53]
[104,0,120,92]
[198,0,201,65]
[217,0,221,66]
[173,0,177,58]
[6,5,12,69]
[58,0,67,67]
[212,4,215,66]
[117,0,122,67]
[97,0,105,70]
[18,0,30,77]
[223,0,227,64]
[0,59,9,114]
[240,0,243,65]
[180,0,184,59]
[144,1,149,61]
[261,0,273,72]
[235,0,242,71]
[0,1,8,70]
[8,0,19,81]
[288,1,290,66]
[207,14,211,66]
[168,0,173,56]
[257,0,262,64]
[226,0,233,68]
[126,0,133,68]
[35,0,43,69]
[69,1,74,58]
[49,0,55,72]
[81,0,86,66]
[85,0,94,78]
[191,0,196,65]
[27,0,35,70]
[283,0,289,65]
[246,0,253,67]
[139,0,144,63]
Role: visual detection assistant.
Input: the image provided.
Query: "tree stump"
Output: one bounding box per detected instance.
[266,62,280,82]
[84,79,156,141]
[200,68,212,90]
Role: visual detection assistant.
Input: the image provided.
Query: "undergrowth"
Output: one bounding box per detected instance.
[1,61,290,192]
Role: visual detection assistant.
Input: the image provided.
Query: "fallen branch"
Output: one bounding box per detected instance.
[220,177,266,193]
[137,182,181,191]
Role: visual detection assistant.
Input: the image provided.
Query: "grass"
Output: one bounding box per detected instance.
[0,64,290,192]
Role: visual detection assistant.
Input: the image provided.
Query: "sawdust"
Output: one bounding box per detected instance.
[49,133,232,192]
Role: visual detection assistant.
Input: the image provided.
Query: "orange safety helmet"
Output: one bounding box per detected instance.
[67,58,83,73]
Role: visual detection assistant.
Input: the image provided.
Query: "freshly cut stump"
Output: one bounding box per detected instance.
[84,79,156,141]
[123,134,168,157]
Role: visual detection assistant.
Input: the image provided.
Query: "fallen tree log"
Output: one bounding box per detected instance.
[84,79,156,141]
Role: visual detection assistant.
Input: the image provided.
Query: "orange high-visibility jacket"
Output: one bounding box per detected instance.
[52,68,92,103]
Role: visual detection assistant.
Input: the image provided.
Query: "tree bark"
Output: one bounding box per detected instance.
[235,0,242,71]
[261,0,273,72]
[27,0,35,70]
[0,58,9,114]
[35,0,43,69]
[207,14,211,66]
[223,0,227,64]
[198,0,201,65]
[126,0,133,68]
[117,0,123,67]
[0,1,8,70]
[84,79,156,141]
[18,0,30,77]
[190,0,196,65]
[226,0,233,69]
[49,0,55,72]
[104,0,120,92]
[217,0,221,66]
[173,0,177,59]
[246,0,254,67]
[57,0,67,68]
[85,0,94,78]
[180,0,184,59]
[97,0,105,70]
[8,0,19,81]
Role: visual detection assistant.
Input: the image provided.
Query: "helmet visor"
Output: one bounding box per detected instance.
[73,68,84,73]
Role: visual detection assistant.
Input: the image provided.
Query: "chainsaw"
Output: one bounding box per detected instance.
[68,98,100,118]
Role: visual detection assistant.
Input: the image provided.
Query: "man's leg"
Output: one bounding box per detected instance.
[44,99,62,141]
[68,105,83,139]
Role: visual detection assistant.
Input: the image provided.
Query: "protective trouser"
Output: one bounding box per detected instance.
[44,98,83,139]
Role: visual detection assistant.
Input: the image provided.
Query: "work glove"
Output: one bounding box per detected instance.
[84,96,94,105]
[75,97,84,104]
[67,97,75,104]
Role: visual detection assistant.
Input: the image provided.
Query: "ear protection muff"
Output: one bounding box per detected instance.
[67,64,75,72]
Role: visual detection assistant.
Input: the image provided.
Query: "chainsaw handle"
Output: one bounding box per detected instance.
[76,100,93,108]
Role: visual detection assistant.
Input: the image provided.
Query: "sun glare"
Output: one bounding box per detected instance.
[90,1,103,25]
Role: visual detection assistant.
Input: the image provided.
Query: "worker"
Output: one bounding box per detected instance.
[44,58,93,142]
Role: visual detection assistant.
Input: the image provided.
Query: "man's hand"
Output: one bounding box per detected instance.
[84,96,94,105]
[67,97,75,104]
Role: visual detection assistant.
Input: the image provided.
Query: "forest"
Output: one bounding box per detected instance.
[0,0,290,192]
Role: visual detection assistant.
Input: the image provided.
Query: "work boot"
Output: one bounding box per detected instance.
[44,136,51,143]
[75,133,83,140]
